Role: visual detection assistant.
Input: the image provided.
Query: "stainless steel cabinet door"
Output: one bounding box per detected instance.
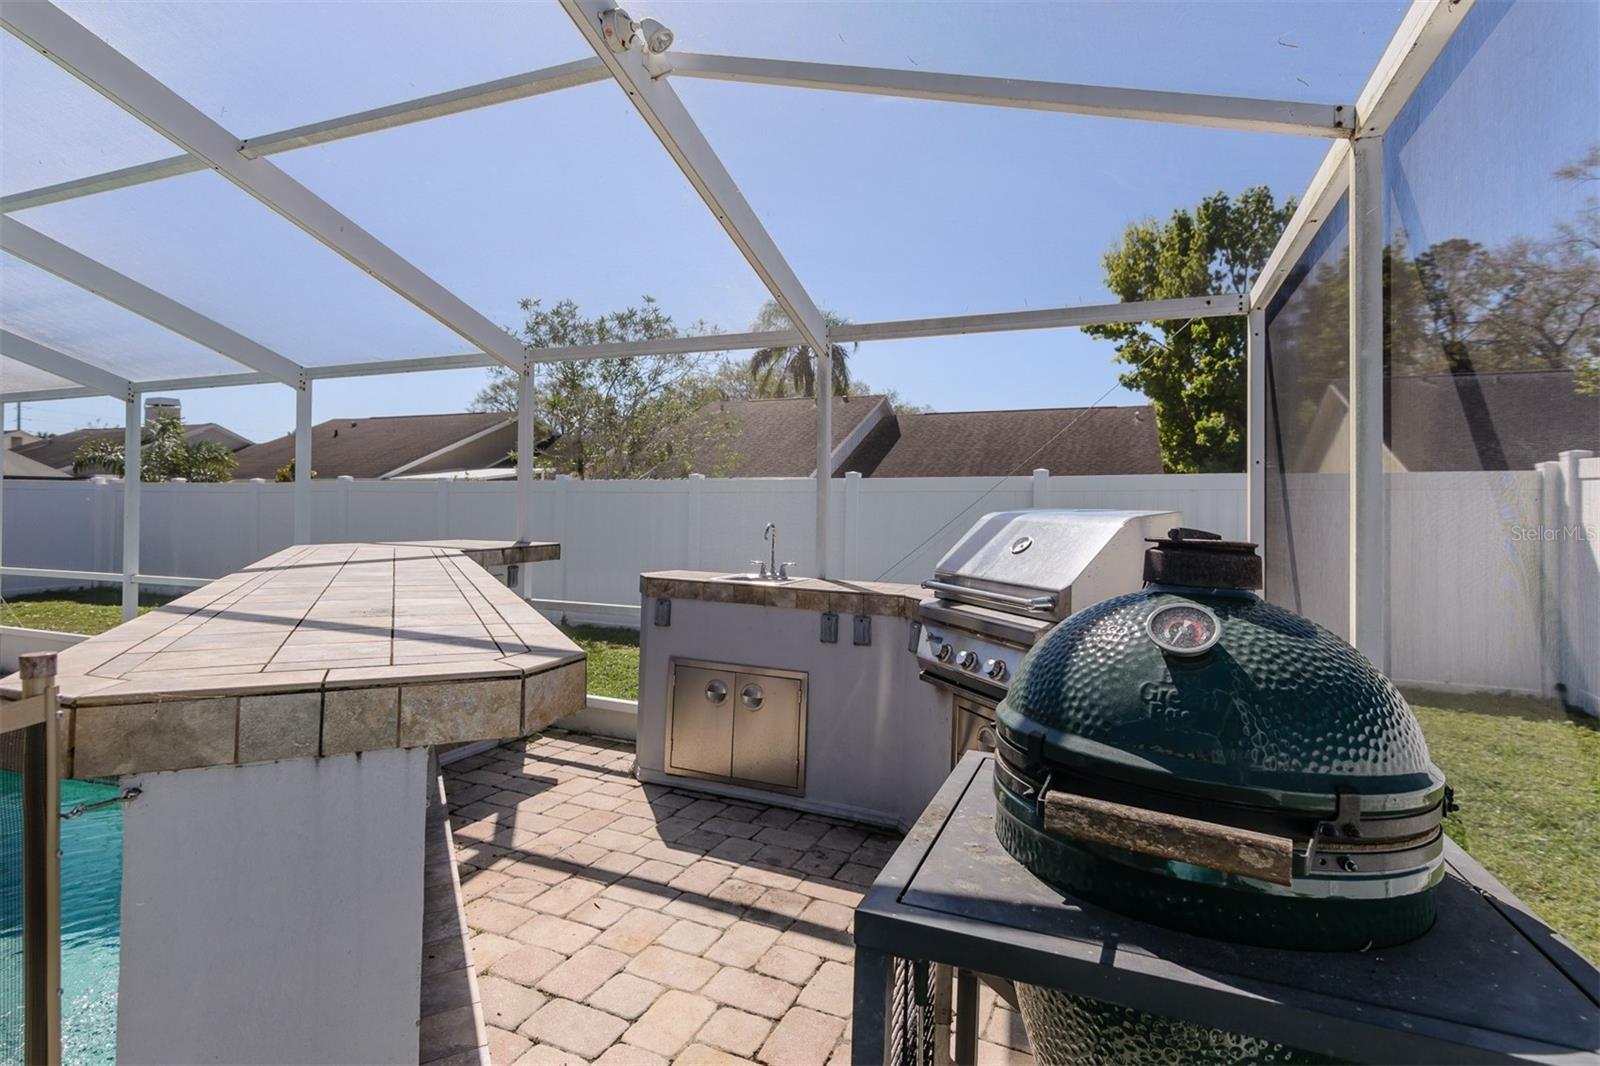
[669,665,734,777]
[730,672,803,790]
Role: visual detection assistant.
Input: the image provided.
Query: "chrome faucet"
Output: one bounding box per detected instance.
[764,523,778,579]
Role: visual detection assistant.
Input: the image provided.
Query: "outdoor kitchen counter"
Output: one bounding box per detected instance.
[0,541,585,779]
[640,570,924,619]
[380,538,560,568]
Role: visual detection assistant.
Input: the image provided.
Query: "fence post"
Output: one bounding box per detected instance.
[844,471,862,577]
[687,474,705,571]
[1558,450,1593,710]
[1032,468,1051,509]
[1537,461,1562,697]
[555,475,572,603]
[335,476,354,542]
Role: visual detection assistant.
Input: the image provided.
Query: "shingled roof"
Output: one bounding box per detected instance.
[11,422,251,475]
[681,395,890,477]
[1296,369,1597,471]
[677,396,1162,478]
[840,405,1162,477]
[230,412,515,480]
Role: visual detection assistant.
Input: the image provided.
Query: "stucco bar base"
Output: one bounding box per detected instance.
[637,589,949,831]
[116,747,431,1066]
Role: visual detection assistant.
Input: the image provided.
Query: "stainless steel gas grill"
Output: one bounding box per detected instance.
[914,509,1178,765]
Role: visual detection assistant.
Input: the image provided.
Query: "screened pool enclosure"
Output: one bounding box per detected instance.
[1,0,1596,701]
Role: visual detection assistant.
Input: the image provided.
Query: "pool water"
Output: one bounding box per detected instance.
[1,774,123,1065]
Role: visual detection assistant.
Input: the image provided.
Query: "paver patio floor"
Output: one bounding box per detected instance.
[442,730,1034,1065]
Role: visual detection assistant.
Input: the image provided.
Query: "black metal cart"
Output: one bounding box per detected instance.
[852,753,1600,1065]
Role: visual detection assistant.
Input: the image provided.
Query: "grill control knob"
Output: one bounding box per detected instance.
[935,642,955,663]
[985,658,1007,682]
[957,650,980,672]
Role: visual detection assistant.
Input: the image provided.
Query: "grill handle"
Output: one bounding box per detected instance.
[920,579,1056,614]
[1041,790,1294,886]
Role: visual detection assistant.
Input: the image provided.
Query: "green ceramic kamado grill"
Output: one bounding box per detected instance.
[992,528,1451,1063]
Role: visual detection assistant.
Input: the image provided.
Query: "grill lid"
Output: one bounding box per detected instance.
[992,532,1448,949]
[927,509,1177,621]
[999,588,1445,810]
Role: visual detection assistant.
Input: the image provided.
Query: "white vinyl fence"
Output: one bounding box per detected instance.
[2,467,1594,708]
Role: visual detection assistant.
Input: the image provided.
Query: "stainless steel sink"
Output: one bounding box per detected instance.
[720,572,797,584]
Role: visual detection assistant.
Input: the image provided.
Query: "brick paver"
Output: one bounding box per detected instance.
[445,729,1036,1065]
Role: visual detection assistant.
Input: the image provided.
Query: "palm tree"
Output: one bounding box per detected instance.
[72,414,237,482]
[747,299,855,398]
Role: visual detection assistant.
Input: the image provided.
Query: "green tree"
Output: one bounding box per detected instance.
[1084,187,1296,473]
[71,414,237,482]
[747,299,855,398]
[473,297,735,478]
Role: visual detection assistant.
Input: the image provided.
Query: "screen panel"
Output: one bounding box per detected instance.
[663,1,1405,101]
[55,1,589,140]
[0,34,175,198]
[12,170,472,368]
[1263,197,1350,638]
[1379,0,1598,694]
[1,252,251,384]
[270,82,774,343]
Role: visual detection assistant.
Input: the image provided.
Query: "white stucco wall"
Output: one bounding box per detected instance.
[637,597,950,830]
[116,747,430,1065]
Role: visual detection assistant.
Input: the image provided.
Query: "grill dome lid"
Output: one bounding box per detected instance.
[992,531,1449,949]
[1000,587,1443,811]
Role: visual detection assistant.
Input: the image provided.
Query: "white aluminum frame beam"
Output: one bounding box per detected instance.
[670,53,1351,139]
[1249,140,1350,311]
[0,295,1256,404]
[559,0,829,357]
[2,58,609,214]
[1,330,132,399]
[1,218,303,385]
[1,1,527,372]
[832,295,1245,344]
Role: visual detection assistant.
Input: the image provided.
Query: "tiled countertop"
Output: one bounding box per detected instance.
[382,539,560,568]
[639,570,923,619]
[1,542,584,779]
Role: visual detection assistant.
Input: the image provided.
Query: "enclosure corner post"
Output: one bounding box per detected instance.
[293,377,312,545]
[815,358,832,579]
[122,391,142,621]
[1347,134,1387,669]
[1246,308,1267,554]
[516,364,535,546]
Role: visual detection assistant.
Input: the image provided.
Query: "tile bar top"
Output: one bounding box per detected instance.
[380,539,560,568]
[640,570,924,620]
[1,543,584,780]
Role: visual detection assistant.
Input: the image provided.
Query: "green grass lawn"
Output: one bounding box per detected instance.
[1408,690,1600,962]
[0,587,170,634]
[558,623,641,701]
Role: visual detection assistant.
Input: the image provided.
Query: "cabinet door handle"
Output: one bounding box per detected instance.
[705,680,727,705]
[740,684,764,709]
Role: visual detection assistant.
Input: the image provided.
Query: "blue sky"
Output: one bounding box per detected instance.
[5,1,1413,444]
